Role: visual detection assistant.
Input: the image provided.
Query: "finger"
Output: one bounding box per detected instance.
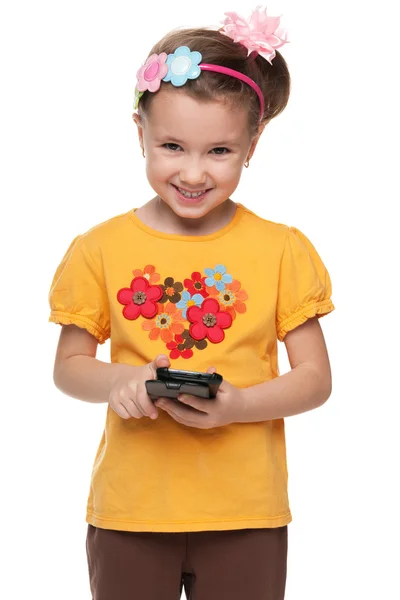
[206,366,217,374]
[177,394,209,413]
[154,396,172,410]
[113,403,132,420]
[156,398,208,422]
[155,353,170,366]
[149,354,171,378]
[137,384,158,419]
[156,400,207,428]
[125,384,147,417]
[122,397,144,418]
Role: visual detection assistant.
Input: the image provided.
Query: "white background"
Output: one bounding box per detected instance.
[1,0,399,598]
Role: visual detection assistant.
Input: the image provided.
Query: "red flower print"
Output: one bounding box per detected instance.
[184,272,209,299]
[166,334,194,360]
[187,297,232,343]
[141,302,185,343]
[132,265,160,285]
[206,280,248,321]
[117,276,162,320]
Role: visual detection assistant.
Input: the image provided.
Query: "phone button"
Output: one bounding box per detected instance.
[166,382,181,390]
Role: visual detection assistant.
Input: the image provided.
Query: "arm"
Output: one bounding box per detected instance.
[52,324,134,403]
[238,317,332,423]
[52,324,171,420]
[155,317,333,429]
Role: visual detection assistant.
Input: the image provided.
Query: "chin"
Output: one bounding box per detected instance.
[179,200,221,217]
[165,187,231,217]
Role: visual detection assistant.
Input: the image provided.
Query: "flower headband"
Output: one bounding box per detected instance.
[134,6,289,123]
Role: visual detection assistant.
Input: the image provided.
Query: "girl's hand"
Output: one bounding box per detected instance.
[154,366,245,429]
[108,354,170,420]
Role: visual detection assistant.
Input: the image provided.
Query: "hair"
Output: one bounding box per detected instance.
[137,28,291,138]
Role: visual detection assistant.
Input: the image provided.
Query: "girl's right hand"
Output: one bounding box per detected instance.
[108,354,171,420]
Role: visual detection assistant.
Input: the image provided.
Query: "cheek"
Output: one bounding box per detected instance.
[214,161,243,186]
[146,154,174,180]
[146,157,166,183]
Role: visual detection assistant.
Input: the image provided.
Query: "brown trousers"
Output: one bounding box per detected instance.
[86,524,288,600]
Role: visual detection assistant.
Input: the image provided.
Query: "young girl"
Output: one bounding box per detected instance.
[49,7,335,600]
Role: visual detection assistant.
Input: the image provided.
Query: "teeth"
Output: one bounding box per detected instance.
[178,187,206,198]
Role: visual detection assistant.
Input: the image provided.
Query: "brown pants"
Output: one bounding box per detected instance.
[86,524,288,600]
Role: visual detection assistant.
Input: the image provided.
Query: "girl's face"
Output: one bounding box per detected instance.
[133,88,261,220]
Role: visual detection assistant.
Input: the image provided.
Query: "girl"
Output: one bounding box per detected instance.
[49,7,335,600]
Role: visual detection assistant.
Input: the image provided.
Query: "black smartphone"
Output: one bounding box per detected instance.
[145,367,223,402]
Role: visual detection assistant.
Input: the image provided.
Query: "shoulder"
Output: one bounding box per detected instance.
[238,205,319,250]
[80,210,133,245]
[63,209,136,263]
[239,204,291,248]
[56,209,135,274]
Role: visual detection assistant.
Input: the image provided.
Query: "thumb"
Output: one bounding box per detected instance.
[206,365,217,374]
[148,354,170,378]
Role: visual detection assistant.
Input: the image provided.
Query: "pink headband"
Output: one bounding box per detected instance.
[134,6,289,124]
[199,63,264,122]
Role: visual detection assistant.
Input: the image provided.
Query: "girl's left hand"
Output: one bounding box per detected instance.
[154,367,245,429]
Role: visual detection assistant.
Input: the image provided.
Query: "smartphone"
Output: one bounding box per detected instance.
[145,367,223,402]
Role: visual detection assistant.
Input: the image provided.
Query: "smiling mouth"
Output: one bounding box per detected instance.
[173,185,211,198]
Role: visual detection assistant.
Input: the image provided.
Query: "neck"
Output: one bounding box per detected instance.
[136,196,237,236]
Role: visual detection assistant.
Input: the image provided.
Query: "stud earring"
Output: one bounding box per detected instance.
[244,159,250,168]
[142,147,145,158]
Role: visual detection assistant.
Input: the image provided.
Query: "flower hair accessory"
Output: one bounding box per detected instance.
[220,5,289,65]
[134,53,169,109]
[133,5,289,122]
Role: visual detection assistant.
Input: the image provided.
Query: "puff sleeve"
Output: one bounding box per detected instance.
[276,226,335,342]
[48,235,111,344]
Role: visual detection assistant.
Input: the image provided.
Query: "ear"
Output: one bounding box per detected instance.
[132,112,144,152]
[246,124,266,162]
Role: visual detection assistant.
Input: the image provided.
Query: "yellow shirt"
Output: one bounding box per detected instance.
[48,203,335,533]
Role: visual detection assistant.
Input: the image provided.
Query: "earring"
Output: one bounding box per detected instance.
[142,148,145,158]
[244,159,250,168]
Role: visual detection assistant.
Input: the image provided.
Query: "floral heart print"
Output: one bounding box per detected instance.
[117,264,248,360]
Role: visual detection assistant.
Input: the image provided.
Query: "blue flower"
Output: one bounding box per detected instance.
[176,291,204,319]
[163,46,202,87]
[204,265,233,292]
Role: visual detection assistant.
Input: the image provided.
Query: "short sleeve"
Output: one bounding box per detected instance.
[48,235,111,344]
[276,226,335,342]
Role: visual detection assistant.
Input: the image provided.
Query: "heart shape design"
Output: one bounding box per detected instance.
[117,264,248,360]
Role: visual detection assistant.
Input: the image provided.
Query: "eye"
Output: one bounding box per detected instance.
[211,147,231,155]
[163,143,182,151]
[162,144,231,155]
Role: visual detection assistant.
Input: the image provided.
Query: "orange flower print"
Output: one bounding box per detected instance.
[132,265,160,285]
[205,280,248,321]
[142,301,185,343]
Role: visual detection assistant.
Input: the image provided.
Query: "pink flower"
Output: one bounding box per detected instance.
[220,5,289,65]
[136,53,168,93]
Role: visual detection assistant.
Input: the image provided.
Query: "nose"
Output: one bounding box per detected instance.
[179,156,207,188]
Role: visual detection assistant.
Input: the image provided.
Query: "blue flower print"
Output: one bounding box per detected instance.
[176,291,204,319]
[204,265,233,292]
[163,46,202,87]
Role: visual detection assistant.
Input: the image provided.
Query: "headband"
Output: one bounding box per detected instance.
[133,6,289,124]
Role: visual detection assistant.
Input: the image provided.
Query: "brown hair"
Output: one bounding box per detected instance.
[137,28,291,138]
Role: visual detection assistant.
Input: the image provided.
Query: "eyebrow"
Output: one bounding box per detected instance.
[156,136,242,148]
